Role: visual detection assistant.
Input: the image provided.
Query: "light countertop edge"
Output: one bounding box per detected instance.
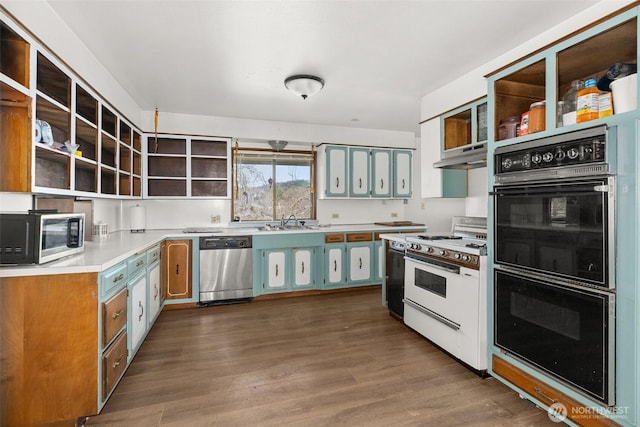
[0,224,427,278]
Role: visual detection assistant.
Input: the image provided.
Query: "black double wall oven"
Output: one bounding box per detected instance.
[492,126,616,405]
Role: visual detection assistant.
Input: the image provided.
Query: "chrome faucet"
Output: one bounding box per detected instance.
[281,214,298,227]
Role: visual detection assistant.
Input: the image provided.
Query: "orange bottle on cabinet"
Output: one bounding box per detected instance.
[576,78,599,123]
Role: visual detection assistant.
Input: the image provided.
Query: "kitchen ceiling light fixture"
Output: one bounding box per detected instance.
[268,140,288,151]
[284,74,324,100]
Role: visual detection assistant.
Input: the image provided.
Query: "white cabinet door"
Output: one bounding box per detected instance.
[371,149,391,197]
[349,148,370,197]
[147,262,161,326]
[326,246,344,285]
[293,248,312,288]
[326,146,348,197]
[349,245,372,282]
[129,274,147,357]
[265,250,287,290]
[393,150,412,197]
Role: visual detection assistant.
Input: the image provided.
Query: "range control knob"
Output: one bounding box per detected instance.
[531,153,542,164]
[454,253,462,260]
[411,243,421,251]
[439,249,447,256]
[502,158,513,169]
[426,246,434,253]
[555,149,566,161]
[462,255,471,262]
[543,152,554,163]
[567,148,580,159]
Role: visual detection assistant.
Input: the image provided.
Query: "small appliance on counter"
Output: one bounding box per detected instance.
[0,211,85,265]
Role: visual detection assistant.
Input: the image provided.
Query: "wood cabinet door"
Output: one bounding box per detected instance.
[349,148,370,197]
[325,146,347,197]
[163,239,192,300]
[371,149,391,197]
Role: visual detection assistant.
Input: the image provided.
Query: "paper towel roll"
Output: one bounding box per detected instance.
[130,205,146,233]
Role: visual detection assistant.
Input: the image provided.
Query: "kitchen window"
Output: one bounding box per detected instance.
[232,148,316,221]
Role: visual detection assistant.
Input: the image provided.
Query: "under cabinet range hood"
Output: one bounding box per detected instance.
[433,143,487,169]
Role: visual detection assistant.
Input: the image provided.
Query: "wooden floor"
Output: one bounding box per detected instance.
[87,288,556,426]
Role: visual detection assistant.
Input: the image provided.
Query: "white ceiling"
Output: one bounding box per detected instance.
[46,0,600,135]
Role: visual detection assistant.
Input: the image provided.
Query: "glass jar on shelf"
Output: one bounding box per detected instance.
[562,79,583,126]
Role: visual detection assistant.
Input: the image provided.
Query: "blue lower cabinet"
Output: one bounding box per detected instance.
[259,246,320,294]
[347,241,373,285]
[323,243,347,288]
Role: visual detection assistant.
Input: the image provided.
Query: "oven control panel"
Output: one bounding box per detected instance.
[495,134,605,175]
[406,245,481,270]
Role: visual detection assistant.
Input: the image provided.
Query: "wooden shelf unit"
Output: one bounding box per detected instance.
[1,20,29,88]
[146,135,230,198]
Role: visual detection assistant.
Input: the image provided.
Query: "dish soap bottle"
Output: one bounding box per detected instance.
[576,78,599,123]
[562,80,583,125]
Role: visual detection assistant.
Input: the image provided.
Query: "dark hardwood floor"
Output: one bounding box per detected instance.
[87,288,556,426]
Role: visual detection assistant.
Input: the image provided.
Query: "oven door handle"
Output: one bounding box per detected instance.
[403,298,461,331]
[404,256,460,275]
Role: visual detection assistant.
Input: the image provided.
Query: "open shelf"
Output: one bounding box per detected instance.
[75,158,97,193]
[1,21,30,88]
[191,139,227,156]
[76,84,97,125]
[147,137,186,155]
[444,110,471,150]
[37,53,70,107]
[35,146,70,189]
[192,157,227,178]
[101,106,117,137]
[101,133,117,168]
[133,152,141,175]
[119,121,131,146]
[148,156,186,177]
[100,167,116,195]
[133,131,141,151]
[191,180,227,197]
[132,176,141,197]
[76,119,97,161]
[118,173,131,196]
[36,95,70,144]
[119,143,131,173]
[148,178,186,197]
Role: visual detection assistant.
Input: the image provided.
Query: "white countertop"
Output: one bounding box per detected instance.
[0,224,426,278]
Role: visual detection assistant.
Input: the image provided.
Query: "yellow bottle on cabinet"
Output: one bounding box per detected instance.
[576,78,600,123]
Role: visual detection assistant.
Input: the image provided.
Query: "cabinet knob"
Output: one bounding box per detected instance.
[333,260,337,272]
[112,309,123,319]
[335,177,340,188]
[359,258,363,269]
[301,261,305,274]
[138,301,144,321]
[275,264,279,277]
[380,178,384,189]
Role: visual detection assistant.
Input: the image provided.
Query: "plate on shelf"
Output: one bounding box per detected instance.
[37,119,54,146]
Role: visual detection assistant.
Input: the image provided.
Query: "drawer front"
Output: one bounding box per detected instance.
[325,233,345,243]
[101,263,128,296]
[102,330,128,399]
[102,287,128,347]
[127,253,147,277]
[346,232,372,242]
[147,245,160,265]
[492,356,617,427]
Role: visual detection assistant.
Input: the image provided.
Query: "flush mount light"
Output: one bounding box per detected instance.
[284,74,325,100]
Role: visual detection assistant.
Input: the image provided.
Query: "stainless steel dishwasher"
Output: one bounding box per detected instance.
[199,235,253,305]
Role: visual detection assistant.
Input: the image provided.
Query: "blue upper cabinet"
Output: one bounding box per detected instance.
[392,149,412,198]
[324,145,348,197]
[488,8,638,147]
[349,147,371,197]
[370,149,392,198]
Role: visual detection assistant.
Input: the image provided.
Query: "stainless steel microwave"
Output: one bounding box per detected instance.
[0,212,85,265]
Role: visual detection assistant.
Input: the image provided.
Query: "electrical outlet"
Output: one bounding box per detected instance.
[331,213,339,219]
[211,215,221,223]
[421,202,425,210]
[391,212,398,218]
